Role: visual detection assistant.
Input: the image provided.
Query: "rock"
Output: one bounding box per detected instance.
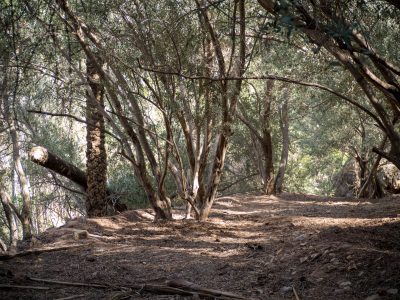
[334,286,352,294]
[73,229,88,240]
[343,286,352,292]
[365,295,380,300]
[294,233,307,241]
[387,288,398,295]
[310,253,321,260]
[339,281,352,288]
[280,286,292,294]
[300,256,308,263]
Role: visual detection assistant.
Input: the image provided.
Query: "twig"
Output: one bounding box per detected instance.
[27,277,250,299]
[292,286,300,300]
[0,284,49,290]
[29,277,108,288]
[54,294,86,300]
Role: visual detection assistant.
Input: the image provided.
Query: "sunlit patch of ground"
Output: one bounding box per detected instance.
[1,193,400,299]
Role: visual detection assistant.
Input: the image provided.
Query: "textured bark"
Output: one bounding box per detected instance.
[30,147,87,188]
[1,59,32,240]
[238,80,276,195]
[0,185,18,249]
[56,0,172,219]
[85,55,108,217]
[196,0,246,220]
[274,95,289,193]
[261,80,276,195]
[29,146,127,213]
[9,120,32,240]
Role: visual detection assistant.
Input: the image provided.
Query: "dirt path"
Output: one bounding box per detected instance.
[1,193,400,299]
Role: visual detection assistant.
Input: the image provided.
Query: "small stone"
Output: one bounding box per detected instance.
[387,288,398,295]
[365,295,380,300]
[343,286,352,292]
[255,288,263,295]
[73,230,88,240]
[339,281,352,288]
[280,286,292,294]
[300,256,308,263]
[310,253,321,260]
[294,233,307,241]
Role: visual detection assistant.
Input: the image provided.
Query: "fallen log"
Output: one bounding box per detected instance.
[29,146,127,212]
[0,245,84,261]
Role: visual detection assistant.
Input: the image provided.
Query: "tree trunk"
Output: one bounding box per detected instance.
[274,95,289,193]
[2,96,32,240]
[1,54,32,240]
[261,136,275,194]
[199,133,229,221]
[256,0,400,171]
[30,146,87,188]
[29,146,127,212]
[85,55,108,217]
[0,185,19,249]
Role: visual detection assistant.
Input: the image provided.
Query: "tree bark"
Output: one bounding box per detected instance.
[30,146,87,188]
[274,94,289,193]
[29,146,127,213]
[0,184,19,249]
[85,55,108,217]
[197,0,246,220]
[1,60,32,240]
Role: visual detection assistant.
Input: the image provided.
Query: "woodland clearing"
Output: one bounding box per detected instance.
[1,193,399,300]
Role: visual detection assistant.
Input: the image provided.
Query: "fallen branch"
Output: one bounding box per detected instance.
[29,146,127,212]
[29,277,108,288]
[54,295,86,300]
[0,245,84,261]
[0,284,49,290]
[166,279,249,299]
[27,277,250,299]
[293,286,300,300]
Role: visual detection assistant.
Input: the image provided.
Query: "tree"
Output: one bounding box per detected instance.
[256,0,400,170]
[0,5,33,240]
[85,54,108,217]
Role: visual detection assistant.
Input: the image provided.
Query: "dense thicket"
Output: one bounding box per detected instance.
[0,0,398,248]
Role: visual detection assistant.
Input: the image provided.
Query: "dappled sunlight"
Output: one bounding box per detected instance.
[2,193,400,300]
[291,216,400,228]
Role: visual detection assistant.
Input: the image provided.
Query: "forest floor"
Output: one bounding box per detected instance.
[1,193,400,300]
